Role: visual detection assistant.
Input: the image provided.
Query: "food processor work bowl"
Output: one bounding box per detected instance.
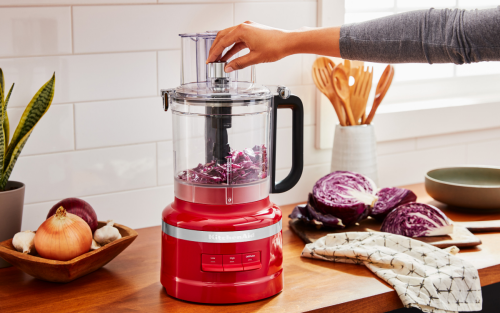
[159,31,305,304]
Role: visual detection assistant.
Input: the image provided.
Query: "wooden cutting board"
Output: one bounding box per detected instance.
[289,216,500,249]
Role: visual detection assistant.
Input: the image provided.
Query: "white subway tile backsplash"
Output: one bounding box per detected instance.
[2,52,157,107]
[0,7,71,57]
[467,139,500,166]
[82,185,174,229]
[234,1,317,30]
[21,185,174,231]
[10,143,157,204]
[257,54,303,86]
[157,141,174,186]
[73,4,233,53]
[378,145,467,187]
[158,50,181,90]
[7,104,74,156]
[377,138,416,156]
[276,125,332,170]
[270,163,330,206]
[21,201,58,232]
[4,0,499,230]
[75,97,171,149]
[302,54,316,85]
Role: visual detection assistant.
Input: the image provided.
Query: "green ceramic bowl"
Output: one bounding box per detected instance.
[425,166,500,210]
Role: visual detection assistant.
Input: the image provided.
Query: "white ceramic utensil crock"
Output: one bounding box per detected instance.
[330,124,378,185]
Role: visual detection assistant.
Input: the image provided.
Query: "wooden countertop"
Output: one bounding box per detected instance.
[2,183,500,313]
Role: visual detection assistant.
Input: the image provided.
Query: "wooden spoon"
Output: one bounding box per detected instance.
[312,57,346,126]
[363,65,394,124]
[332,64,356,126]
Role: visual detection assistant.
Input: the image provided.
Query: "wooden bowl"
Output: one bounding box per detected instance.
[0,221,138,283]
[425,166,500,210]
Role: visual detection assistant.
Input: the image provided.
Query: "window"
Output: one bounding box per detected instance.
[344,0,500,104]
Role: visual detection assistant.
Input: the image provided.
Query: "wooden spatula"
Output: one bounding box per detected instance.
[363,64,394,125]
[332,64,356,126]
[351,67,373,125]
[312,57,346,126]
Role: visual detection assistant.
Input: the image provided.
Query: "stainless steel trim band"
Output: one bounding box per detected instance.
[162,220,282,243]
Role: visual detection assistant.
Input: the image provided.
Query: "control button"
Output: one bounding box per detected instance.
[201,254,223,272]
[242,251,261,271]
[223,254,243,272]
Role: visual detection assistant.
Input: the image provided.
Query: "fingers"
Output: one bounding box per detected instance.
[207,26,245,64]
[209,26,237,57]
[207,22,255,64]
[225,53,258,72]
[220,42,248,62]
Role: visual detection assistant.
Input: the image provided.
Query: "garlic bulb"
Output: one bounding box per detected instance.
[12,230,36,254]
[90,239,101,250]
[94,220,122,245]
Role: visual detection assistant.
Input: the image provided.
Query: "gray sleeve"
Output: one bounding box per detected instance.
[339,6,500,64]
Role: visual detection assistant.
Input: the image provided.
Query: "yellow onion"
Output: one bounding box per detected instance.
[35,206,92,261]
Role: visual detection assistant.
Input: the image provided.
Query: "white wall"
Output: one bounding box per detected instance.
[1,0,498,232]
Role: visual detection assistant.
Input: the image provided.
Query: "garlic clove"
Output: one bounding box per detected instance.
[90,239,101,250]
[94,220,122,245]
[12,230,36,254]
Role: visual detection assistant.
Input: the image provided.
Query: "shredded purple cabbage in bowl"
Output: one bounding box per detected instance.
[177,145,268,185]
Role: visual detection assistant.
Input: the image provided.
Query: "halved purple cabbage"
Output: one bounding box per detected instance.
[312,171,377,226]
[289,193,345,229]
[370,187,417,221]
[380,203,453,237]
[177,145,267,185]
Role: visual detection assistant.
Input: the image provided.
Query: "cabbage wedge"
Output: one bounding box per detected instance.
[0,70,55,191]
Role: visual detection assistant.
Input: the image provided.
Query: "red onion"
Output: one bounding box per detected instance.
[47,198,98,233]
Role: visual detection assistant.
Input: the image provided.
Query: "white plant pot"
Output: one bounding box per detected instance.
[330,124,378,185]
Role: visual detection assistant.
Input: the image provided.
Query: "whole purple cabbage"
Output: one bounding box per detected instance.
[177,145,267,185]
[380,203,453,237]
[289,193,345,229]
[370,187,417,221]
[312,171,377,226]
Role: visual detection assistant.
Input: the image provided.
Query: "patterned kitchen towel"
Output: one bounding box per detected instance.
[302,232,482,313]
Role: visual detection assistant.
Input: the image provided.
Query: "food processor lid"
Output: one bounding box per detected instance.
[174,31,272,102]
[173,81,272,102]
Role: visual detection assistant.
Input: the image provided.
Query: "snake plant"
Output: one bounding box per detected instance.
[0,69,55,191]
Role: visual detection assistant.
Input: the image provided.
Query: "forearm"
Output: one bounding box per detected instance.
[339,7,500,64]
[285,27,341,58]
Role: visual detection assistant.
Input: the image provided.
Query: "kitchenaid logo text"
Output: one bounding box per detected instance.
[208,232,255,241]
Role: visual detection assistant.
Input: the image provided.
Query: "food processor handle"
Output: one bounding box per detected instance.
[270,93,304,193]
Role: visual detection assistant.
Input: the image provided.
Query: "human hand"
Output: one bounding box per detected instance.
[206,21,292,73]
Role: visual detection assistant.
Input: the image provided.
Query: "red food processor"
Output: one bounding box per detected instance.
[160,31,304,304]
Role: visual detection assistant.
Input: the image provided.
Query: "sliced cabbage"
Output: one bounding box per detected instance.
[177,145,267,185]
[370,187,417,221]
[312,171,377,226]
[289,193,345,229]
[380,203,453,237]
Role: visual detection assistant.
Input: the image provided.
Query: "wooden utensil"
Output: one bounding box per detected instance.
[343,59,351,79]
[0,221,138,283]
[350,67,373,125]
[312,57,346,126]
[332,64,356,126]
[363,64,394,124]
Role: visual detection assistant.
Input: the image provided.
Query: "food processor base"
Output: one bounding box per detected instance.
[161,264,283,304]
[160,197,284,304]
